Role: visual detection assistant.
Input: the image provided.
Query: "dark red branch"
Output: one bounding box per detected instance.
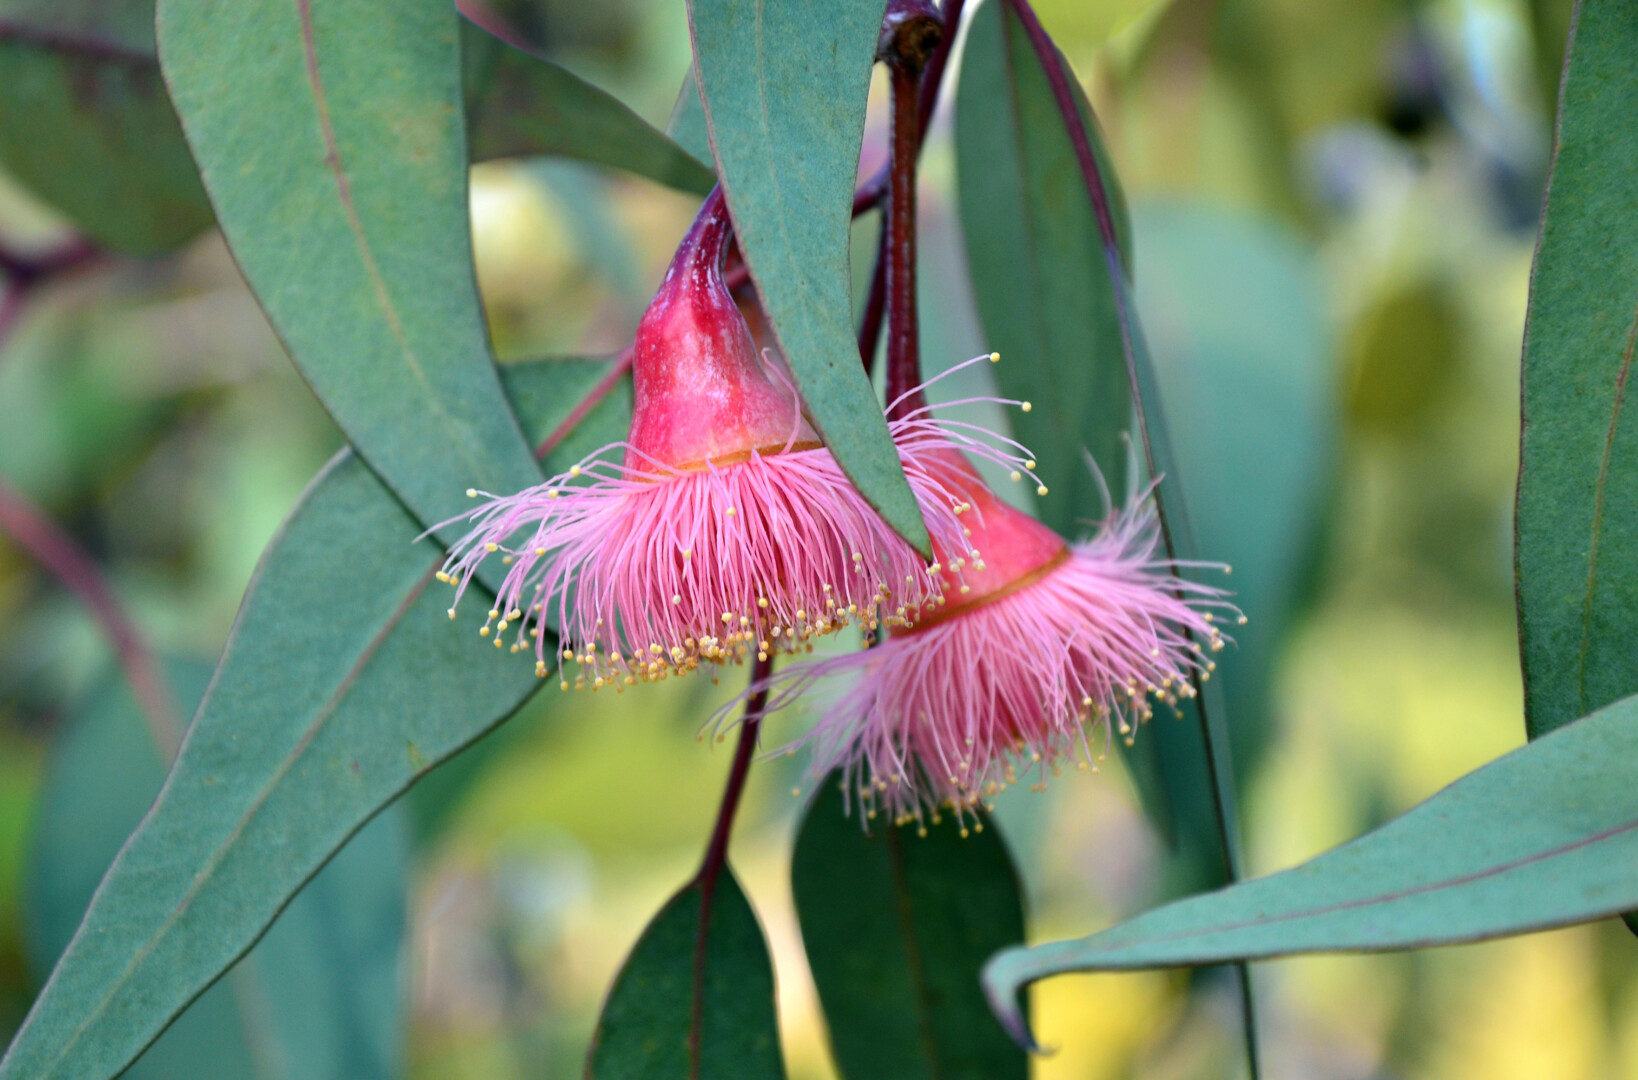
[694,653,773,895]
[0,480,183,758]
[882,59,925,420]
[686,653,772,1069]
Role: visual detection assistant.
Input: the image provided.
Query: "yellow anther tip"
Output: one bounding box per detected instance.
[989,352,1000,363]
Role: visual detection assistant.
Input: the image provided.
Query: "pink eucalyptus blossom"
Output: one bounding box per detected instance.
[435,192,1005,690]
[749,381,1238,828]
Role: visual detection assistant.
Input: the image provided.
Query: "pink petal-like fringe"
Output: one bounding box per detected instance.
[742,493,1237,825]
[433,356,1050,689]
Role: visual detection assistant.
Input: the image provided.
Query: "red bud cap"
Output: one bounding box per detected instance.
[626,187,818,471]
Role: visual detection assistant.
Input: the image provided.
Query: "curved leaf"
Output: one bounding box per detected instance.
[587,868,784,1080]
[0,357,630,1080]
[1516,0,1638,741]
[983,692,1638,1044]
[792,776,1026,1080]
[462,21,715,194]
[0,0,212,253]
[686,0,931,557]
[157,0,541,592]
[24,661,408,1080]
[956,0,1130,529]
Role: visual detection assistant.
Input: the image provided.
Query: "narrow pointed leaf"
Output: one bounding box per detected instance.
[157,0,541,592]
[1516,0,1638,741]
[984,692,1638,1044]
[792,776,1026,1080]
[956,0,1131,528]
[0,0,212,253]
[587,868,784,1080]
[462,22,714,193]
[686,0,931,557]
[25,662,408,1080]
[0,358,629,1080]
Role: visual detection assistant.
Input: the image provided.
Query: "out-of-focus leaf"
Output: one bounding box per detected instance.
[158,0,541,593]
[462,21,714,194]
[686,0,931,557]
[666,68,712,168]
[792,775,1026,1080]
[0,355,620,1080]
[957,0,1131,528]
[587,869,784,1079]
[983,692,1638,1044]
[0,0,709,255]
[1132,201,1334,794]
[24,661,407,1080]
[408,356,632,839]
[0,0,213,253]
[1515,0,1638,742]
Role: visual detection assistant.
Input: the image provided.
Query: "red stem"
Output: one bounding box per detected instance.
[0,480,182,758]
[883,60,924,420]
[694,653,773,893]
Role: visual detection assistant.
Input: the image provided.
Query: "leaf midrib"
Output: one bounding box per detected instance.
[293,0,491,488]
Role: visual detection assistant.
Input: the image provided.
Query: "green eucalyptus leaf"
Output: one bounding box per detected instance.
[0,0,213,253]
[587,868,784,1080]
[686,0,931,557]
[792,776,1026,1080]
[1516,0,1638,741]
[0,357,629,1080]
[0,0,710,255]
[24,661,408,1080]
[956,0,1131,526]
[983,691,1638,1046]
[157,0,542,594]
[462,21,714,194]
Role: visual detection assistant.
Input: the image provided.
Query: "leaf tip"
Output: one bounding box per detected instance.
[982,946,1046,1054]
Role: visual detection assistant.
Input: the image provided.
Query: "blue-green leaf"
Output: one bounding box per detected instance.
[587,869,784,1079]
[24,662,408,1080]
[158,0,542,592]
[984,691,1638,1045]
[0,0,212,253]
[0,357,630,1080]
[1515,0,1638,741]
[792,776,1027,1080]
[463,21,715,193]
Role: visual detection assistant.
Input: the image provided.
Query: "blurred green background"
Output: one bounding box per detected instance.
[4,0,1632,1077]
